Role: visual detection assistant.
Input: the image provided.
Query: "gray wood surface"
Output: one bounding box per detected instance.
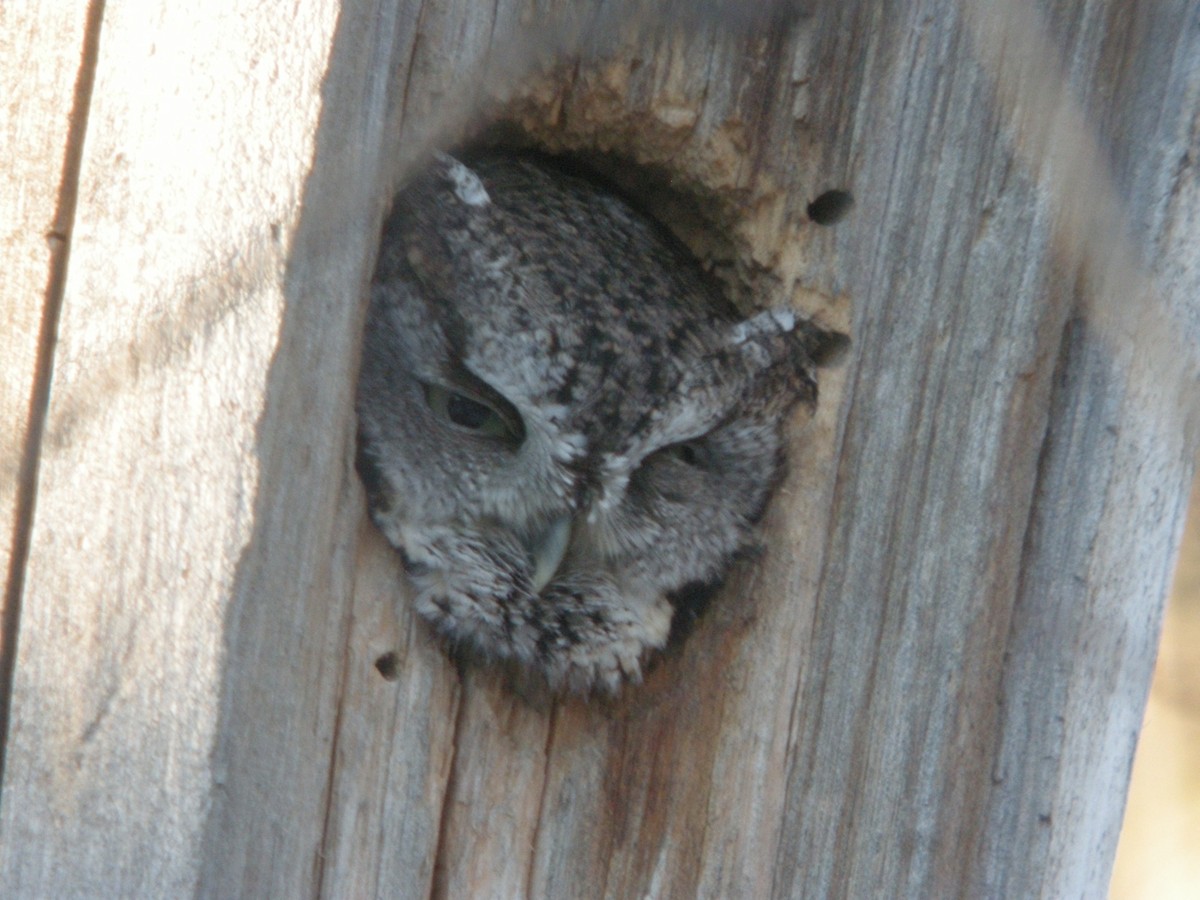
[1,1,93,715]
[2,0,1197,897]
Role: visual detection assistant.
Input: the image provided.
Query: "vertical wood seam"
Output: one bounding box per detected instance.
[428,676,468,900]
[313,603,357,900]
[0,0,107,802]
[970,310,1079,895]
[395,0,434,155]
[523,704,559,898]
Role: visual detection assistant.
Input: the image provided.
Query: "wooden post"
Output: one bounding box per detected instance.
[2,1,1197,896]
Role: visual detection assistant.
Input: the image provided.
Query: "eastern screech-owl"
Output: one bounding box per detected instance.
[356,151,844,693]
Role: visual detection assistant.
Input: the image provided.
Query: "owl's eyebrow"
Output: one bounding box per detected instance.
[427,299,525,436]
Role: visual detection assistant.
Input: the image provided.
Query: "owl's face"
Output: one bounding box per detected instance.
[356,152,843,692]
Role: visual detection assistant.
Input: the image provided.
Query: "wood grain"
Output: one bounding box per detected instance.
[0,1,94,753]
[2,0,1197,897]
[0,0,380,894]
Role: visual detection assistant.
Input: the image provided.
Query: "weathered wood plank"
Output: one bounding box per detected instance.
[0,2,93,741]
[324,2,1200,898]
[1111,474,1200,897]
[0,0,398,894]
[314,524,461,900]
[2,0,1196,896]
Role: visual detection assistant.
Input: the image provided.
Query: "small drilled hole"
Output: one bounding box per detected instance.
[807,189,854,225]
[375,651,400,681]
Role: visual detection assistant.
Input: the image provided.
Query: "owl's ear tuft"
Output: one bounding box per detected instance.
[806,327,851,368]
[433,151,492,208]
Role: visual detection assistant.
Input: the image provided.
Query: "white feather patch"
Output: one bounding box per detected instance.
[438,152,491,207]
[729,308,797,345]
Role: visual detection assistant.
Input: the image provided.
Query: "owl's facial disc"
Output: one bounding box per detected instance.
[356,151,847,693]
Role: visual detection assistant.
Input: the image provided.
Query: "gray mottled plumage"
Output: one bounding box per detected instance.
[356,152,844,693]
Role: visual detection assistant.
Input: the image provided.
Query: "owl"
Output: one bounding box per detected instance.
[356,151,846,693]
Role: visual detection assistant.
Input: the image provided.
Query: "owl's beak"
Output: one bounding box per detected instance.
[529,515,572,593]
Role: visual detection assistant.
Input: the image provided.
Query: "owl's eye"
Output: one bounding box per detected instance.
[445,392,491,428]
[659,440,708,468]
[423,383,520,441]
